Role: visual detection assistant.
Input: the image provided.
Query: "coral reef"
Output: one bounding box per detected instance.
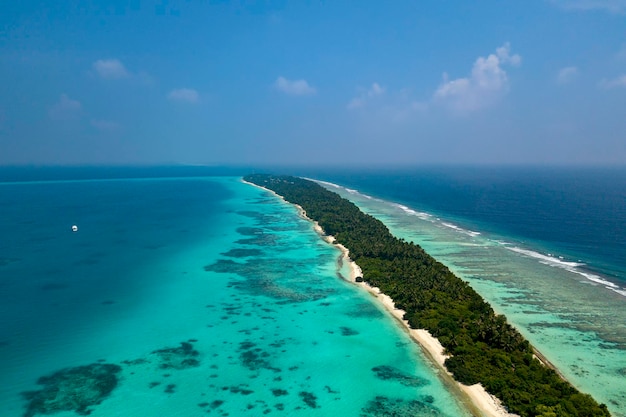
[21,363,121,417]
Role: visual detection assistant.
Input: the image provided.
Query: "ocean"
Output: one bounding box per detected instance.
[295,166,626,416]
[1,166,624,416]
[0,167,472,417]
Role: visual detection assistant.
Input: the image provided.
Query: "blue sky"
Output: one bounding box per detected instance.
[1,0,625,166]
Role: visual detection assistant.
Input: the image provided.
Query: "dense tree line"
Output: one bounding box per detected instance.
[244,174,610,417]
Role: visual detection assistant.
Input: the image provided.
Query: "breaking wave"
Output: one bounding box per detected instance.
[392,203,432,220]
[504,246,625,296]
[440,222,481,237]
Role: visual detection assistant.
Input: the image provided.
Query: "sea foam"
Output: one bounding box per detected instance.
[393,203,432,220]
[310,179,341,188]
[312,179,376,200]
[440,222,481,237]
[505,246,624,293]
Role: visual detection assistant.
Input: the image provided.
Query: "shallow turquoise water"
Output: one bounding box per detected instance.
[322,181,626,417]
[0,176,472,417]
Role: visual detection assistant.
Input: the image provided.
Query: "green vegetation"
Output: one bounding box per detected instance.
[244,174,610,417]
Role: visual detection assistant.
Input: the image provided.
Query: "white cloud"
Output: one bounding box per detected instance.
[167,88,200,103]
[433,43,521,112]
[600,74,626,88]
[93,59,130,79]
[348,83,386,109]
[274,76,316,96]
[496,43,522,66]
[91,119,121,130]
[49,94,82,120]
[557,66,579,84]
[549,0,626,12]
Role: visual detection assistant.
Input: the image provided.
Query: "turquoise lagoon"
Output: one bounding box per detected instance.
[0,175,472,417]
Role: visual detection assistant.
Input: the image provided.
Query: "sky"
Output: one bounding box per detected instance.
[1,0,625,166]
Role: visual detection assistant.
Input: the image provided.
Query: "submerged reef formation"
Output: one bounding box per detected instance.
[204,257,333,303]
[237,340,281,373]
[371,365,428,387]
[151,341,200,369]
[221,248,264,258]
[298,391,318,408]
[244,174,611,417]
[361,395,444,417]
[21,363,121,417]
[21,340,203,416]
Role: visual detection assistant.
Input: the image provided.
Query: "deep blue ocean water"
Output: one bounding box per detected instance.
[299,166,626,287]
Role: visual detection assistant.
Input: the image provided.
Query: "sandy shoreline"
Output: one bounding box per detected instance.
[243,179,517,417]
[317,232,517,417]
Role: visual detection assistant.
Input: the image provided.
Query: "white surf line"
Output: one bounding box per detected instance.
[307,178,379,201]
[392,203,433,220]
[505,246,624,295]
[440,222,482,237]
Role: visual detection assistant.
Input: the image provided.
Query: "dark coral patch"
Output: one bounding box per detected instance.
[360,396,443,417]
[206,258,333,302]
[121,358,148,366]
[236,227,266,236]
[21,363,121,417]
[229,385,254,395]
[235,234,278,246]
[298,391,318,409]
[221,248,264,258]
[324,386,339,394]
[235,340,279,373]
[339,327,359,336]
[210,400,224,409]
[151,342,200,369]
[371,365,428,387]
[239,349,280,373]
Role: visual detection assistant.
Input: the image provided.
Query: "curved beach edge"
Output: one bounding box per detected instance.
[316,222,518,417]
[243,179,518,417]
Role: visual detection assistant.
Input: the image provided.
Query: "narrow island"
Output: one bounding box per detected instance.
[244,174,610,417]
